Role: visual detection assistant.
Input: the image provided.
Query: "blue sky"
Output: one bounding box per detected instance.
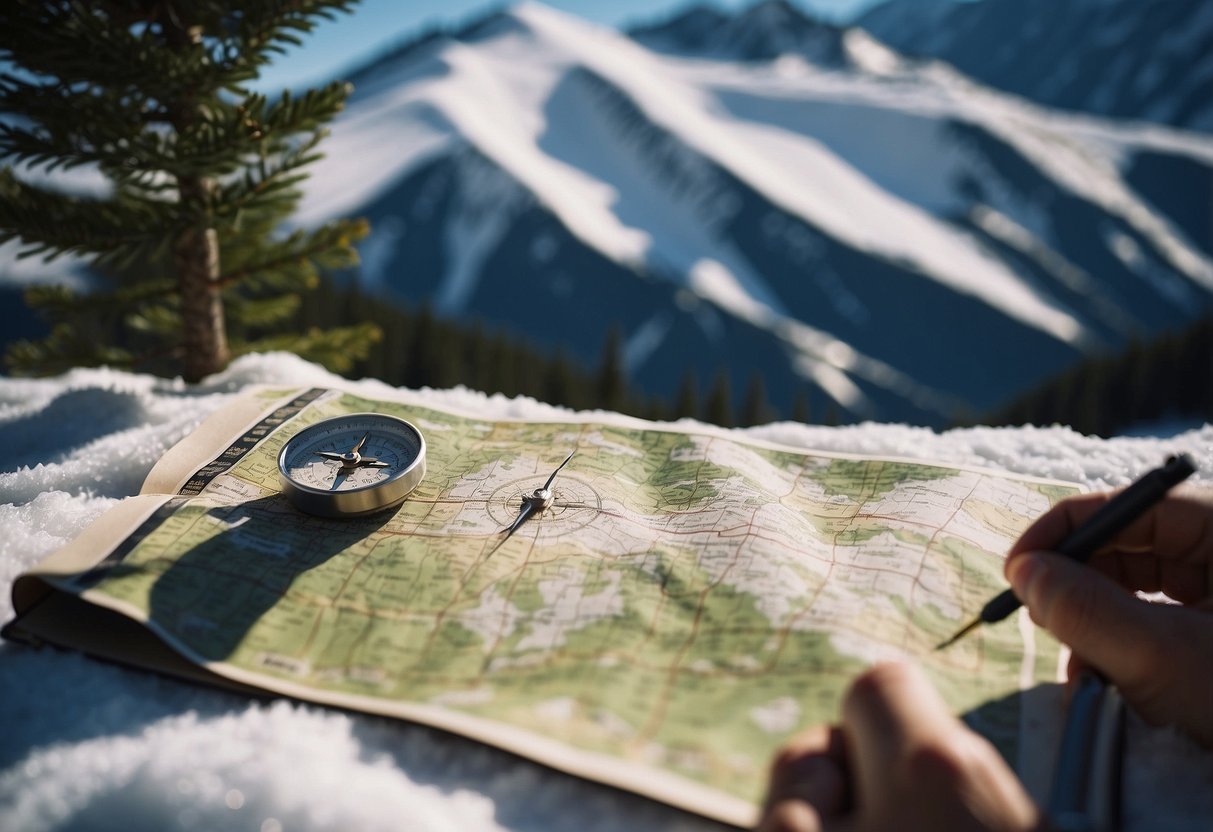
[257,0,886,91]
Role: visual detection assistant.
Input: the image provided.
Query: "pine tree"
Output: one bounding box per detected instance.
[674,370,699,420]
[792,387,812,424]
[740,371,773,426]
[0,1,375,381]
[595,327,627,413]
[704,370,733,428]
[543,349,579,409]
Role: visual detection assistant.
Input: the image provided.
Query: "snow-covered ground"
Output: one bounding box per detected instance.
[2,353,1211,831]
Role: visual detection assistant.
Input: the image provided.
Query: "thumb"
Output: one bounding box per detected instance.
[1006,551,1167,688]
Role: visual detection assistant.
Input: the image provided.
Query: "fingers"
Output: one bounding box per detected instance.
[755,799,826,832]
[1010,489,1213,561]
[1009,550,1213,746]
[757,664,953,832]
[1008,489,1213,601]
[759,663,1039,832]
[841,662,1036,831]
[1008,551,1159,678]
[759,724,848,832]
[841,662,957,806]
[763,725,849,817]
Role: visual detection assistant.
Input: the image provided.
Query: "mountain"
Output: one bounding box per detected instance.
[7,2,1210,427]
[628,0,851,68]
[287,1,1213,426]
[859,0,1213,132]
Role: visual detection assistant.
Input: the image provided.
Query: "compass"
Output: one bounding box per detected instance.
[486,451,577,556]
[277,413,426,518]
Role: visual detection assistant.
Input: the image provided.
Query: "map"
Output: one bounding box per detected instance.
[48,388,1079,824]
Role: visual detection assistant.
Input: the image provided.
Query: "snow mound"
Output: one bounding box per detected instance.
[1,353,1211,831]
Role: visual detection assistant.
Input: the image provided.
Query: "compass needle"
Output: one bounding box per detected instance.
[506,501,538,536]
[543,451,575,491]
[487,502,536,558]
[486,452,576,558]
[279,413,426,518]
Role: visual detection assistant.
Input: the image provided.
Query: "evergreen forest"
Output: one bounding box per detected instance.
[984,315,1212,437]
[297,276,1211,436]
[294,277,799,428]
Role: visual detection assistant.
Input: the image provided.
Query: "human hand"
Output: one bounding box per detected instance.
[1006,487,1213,747]
[757,662,1039,832]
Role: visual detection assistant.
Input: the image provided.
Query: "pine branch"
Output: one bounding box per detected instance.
[1,0,366,381]
[225,293,301,328]
[216,218,368,289]
[235,321,382,373]
[4,324,135,377]
[0,169,171,264]
[22,278,178,321]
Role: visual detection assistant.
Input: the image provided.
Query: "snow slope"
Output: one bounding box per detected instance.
[4,2,1210,427]
[859,0,1213,132]
[293,2,1213,424]
[302,3,1092,336]
[1,353,1212,831]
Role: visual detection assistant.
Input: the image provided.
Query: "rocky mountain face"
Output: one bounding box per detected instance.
[629,0,852,68]
[858,0,1213,132]
[289,1,1213,425]
[9,2,1207,428]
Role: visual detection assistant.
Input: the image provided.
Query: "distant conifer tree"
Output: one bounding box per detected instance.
[0,1,375,381]
[741,371,773,426]
[543,349,579,409]
[674,371,699,420]
[595,327,627,413]
[792,387,812,424]
[704,370,733,428]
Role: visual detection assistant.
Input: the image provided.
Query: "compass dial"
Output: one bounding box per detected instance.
[277,413,425,518]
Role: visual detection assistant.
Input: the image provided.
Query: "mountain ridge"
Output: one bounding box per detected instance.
[288,1,1212,425]
[4,1,1209,428]
[858,0,1213,132]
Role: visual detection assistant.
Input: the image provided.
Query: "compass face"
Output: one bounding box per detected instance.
[277,413,426,518]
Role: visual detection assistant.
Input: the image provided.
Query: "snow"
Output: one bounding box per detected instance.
[841,29,901,76]
[356,215,406,293]
[621,313,671,374]
[299,4,1096,352]
[516,4,1089,347]
[0,240,91,292]
[290,0,1213,419]
[437,153,530,315]
[292,92,456,229]
[2,352,1213,831]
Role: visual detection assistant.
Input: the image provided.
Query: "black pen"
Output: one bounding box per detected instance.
[936,453,1197,650]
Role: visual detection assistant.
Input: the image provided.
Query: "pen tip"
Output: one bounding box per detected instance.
[935,618,981,651]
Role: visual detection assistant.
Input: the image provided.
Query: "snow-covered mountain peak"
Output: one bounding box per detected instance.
[859,0,1213,132]
[840,28,903,76]
[288,1,1213,425]
[4,2,1211,429]
[630,0,850,67]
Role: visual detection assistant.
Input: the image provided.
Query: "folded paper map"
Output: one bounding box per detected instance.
[4,386,1081,826]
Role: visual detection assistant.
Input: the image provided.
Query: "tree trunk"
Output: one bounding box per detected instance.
[163,13,229,383]
[175,176,229,382]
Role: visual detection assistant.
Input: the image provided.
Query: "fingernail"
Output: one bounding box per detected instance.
[1007,552,1042,604]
